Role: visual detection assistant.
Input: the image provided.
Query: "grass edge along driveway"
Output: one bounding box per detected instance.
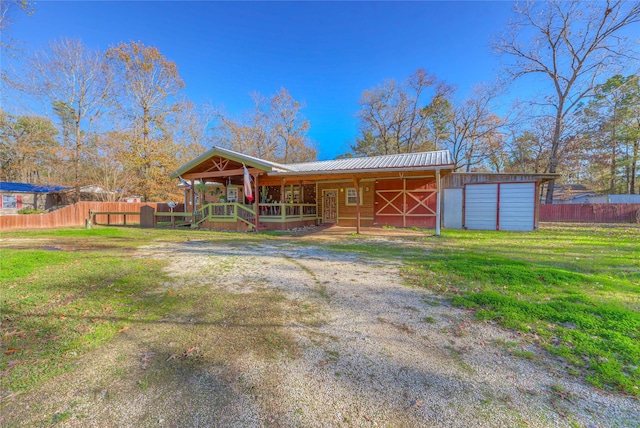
[325,224,640,396]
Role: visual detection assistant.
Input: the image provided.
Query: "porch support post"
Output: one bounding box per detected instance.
[190,179,196,222]
[435,169,441,237]
[299,180,303,201]
[299,180,303,220]
[183,189,187,212]
[280,178,285,203]
[253,173,260,233]
[352,176,361,234]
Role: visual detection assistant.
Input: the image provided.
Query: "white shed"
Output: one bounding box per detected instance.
[442,173,558,231]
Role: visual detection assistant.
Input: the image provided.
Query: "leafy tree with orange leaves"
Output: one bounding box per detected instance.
[106,41,187,201]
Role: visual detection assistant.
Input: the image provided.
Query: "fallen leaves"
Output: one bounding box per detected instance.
[182,346,201,358]
[141,351,156,369]
[0,360,22,377]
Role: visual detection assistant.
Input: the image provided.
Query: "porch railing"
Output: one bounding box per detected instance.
[198,202,317,228]
[257,203,317,223]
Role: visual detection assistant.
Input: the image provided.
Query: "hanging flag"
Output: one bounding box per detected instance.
[243,164,254,202]
[178,175,191,190]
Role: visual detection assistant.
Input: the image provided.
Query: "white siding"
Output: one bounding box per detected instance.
[465,184,498,230]
[443,188,463,229]
[499,183,535,231]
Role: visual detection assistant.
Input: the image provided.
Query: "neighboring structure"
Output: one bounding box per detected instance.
[441,173,559,231]
[170,147,455,234]
[551,184,640,204]
[0,182,70,215]
[580,194,640,204]
[53,185,119,204]
[552,184,597,204]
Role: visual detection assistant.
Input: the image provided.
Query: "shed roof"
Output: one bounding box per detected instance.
[0,182,70,193]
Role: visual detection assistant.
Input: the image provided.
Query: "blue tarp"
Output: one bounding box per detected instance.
[0,182,71,193]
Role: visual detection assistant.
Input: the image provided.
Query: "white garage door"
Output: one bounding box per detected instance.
[499,183,535,231]
[464,183,536,231]
[443,188,463,229]
[464,184,498,230]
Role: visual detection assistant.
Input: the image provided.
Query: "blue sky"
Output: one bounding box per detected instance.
[9,1,517,160]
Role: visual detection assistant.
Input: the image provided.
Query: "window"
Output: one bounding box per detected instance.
[227,188,238,202]
[345,188,363,206]
[285,189,300,203]
[2,194,17,209]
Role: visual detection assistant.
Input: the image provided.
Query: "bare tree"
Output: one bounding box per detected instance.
[495,0,640,203]
[85,131,133,201]
[0,0,34,53]
[353,69,447,156]
[17,38,109,201]
[444,84,506,171]
[216,88,315,163]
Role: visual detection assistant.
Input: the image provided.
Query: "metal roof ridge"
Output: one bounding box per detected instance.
[285,149,451,168]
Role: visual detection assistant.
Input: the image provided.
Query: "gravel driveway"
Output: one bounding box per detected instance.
[6,235,639,427]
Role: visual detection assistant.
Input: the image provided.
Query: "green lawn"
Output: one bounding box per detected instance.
[326,224,640,396]
[1,224,638,398]
[0,227,268,396]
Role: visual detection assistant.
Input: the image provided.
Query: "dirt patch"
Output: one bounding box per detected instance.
[2,237,639,427]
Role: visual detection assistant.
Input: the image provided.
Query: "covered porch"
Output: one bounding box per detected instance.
[171,147,320,231]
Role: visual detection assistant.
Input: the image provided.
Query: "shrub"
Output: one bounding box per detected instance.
[18,208,45,215]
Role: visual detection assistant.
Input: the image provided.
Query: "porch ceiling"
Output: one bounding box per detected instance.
[257,169,451,186]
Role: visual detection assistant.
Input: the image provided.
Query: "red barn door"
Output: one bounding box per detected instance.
[374,178,437,228]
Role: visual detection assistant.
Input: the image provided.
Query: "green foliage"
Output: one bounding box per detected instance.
[0,241,180,392]
[0,110,59,182]
[17,207,45,214]
[577,74,640,194]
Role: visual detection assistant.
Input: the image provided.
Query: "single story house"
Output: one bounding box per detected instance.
[441,172,559,231]
[0,182,70,215]
[170,147,455,234]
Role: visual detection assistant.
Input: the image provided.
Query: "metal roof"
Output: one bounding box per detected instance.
[170,148,454,182]
[283,150,453,173]
[0,182,71,193]
[169,146,293,179]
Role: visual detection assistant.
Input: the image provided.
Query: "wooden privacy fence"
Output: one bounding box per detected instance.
[540,203,640,223]
[0,202,185,230]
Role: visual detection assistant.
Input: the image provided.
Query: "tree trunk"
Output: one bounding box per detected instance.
[545,109,564,204]
[632,139,638,194]
[142,106,150,201]
[75,116,81,204]
[610,126,617,194]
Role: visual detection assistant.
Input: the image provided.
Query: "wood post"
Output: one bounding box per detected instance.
[253,173,259,232]
[353,176,361,234]
[402,177,407,228]
[280,178,285,203]
[436,169,441,237]
[190,179,196,221]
